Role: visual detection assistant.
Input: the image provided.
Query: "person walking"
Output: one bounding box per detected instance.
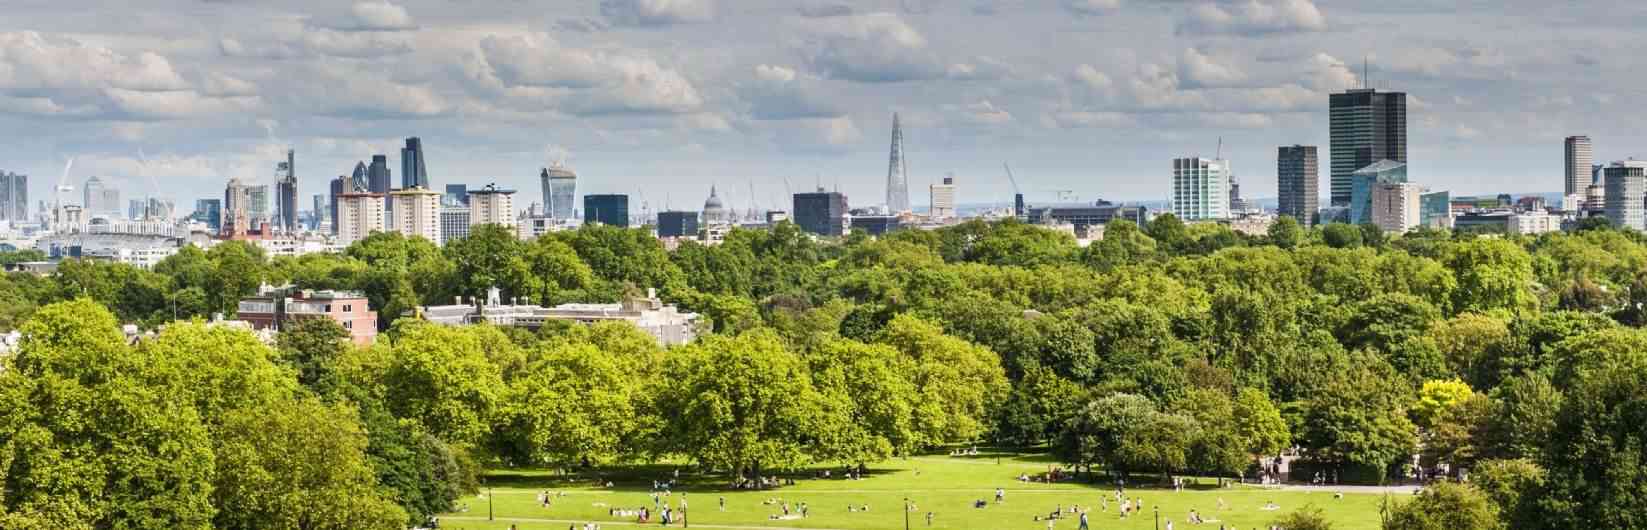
[926,511,934,526]
[1079,510,1089,530]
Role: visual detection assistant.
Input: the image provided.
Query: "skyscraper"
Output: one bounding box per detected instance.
[400,137,428,190]
[885,113,910,213]
[440,204,470,245]
[793,189,848,236]
[929,175,956,219]
[223,178,253,236]
[1370,181,1425,233]
[1604,161,1647,231]
[193,199,221,231]
[368,154,392,217]
[311,194,326,231]
[351,161,369,192]
[1565,136,1593,197]
[1329,88,1406,206]
[83,176,119,217]
[277,148,297,233]
[542,164,577,220]
[329,176,346,235]
[1277,145,1319,226]
[247,185,269,228]
[1171,157,1230,221]
[584,194,629,227]
[0,171,26,221]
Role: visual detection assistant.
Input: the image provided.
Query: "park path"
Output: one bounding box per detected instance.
[439,515,846,530]
[1270,484,1422,494]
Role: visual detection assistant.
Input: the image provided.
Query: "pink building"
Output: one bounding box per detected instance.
[237,289,377,346]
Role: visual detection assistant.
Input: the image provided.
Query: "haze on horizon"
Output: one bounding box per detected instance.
[0,0,1639,209]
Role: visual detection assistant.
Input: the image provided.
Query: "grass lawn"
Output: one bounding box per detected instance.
[436,453,1393,530]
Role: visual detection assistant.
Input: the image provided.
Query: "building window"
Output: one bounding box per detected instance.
[344,320,352,329]
[343,304,352,312]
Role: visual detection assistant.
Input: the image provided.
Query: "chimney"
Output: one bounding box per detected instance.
[647,288,657,299]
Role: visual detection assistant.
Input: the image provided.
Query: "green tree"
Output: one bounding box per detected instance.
[805,339,921,460]
[1384,482,1499,530]
[276,316,351,388]
[207,240,269,314]
[1269,215,1303,249]
[1299,355,1417,476]
[212,399,407,530]
[655,331,834,475]
[1081,219,1157,270]
[1233,388,1292,464]
[876,314,1009,444]
[1177,388,1248,478]
[1322,222,1363,249]
[381,321,507,445]
[1479,373,1562,461]
[492,341,652,467]
[1538,328,1647,528]
[1471,458,1546,527]
[444,223,534,302]
[1272,504,1333,530]
[0,300,216,529]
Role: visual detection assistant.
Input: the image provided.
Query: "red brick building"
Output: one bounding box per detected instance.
[237,289,377,346]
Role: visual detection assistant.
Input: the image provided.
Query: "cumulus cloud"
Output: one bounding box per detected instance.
[600,0,716,27]
[200,72,258,97]
[0,31,188,93]
[1064,0,1122,16]
[1178,48,1246,88]
[769,116,862,153]
[1176,0,1326,36]
[742,64,843,120]
[798,13,946,83]
[314,1,418,32]
[469,33,703,115]
[946,56,1013,81]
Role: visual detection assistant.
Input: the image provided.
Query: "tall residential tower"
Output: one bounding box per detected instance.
[1565,136,1593,197]
[1329,88,1406,206]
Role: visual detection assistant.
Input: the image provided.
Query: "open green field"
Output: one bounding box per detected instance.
[436,453,1396,530]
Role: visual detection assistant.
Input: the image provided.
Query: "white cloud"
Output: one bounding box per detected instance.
[103,88,259,119]
[1072,64,1114,92]
[946,56,1013,81]
[1176,0,1326,36]
[201,72,258,97]
[600,0,716,27]
[1178,48,1246,88]
[342,1,417,31]
[0,31,188,92]
[797,13,946,83]
[1063,0,1122,16]
[471,33,703,115]
[754,64,797,82]
[948,100,1014,125]
[1045,111,1134,128]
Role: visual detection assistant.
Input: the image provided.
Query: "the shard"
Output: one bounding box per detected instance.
[886,113,910,213]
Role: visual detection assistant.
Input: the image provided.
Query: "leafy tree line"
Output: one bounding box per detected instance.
[5,215,1647,528]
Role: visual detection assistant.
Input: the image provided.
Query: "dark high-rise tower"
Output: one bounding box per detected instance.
[0,171,25,221]
[794,188,849,236]
[400,137,428,190]
[1277,145,1319,226]
[1329,88,1406,206]
[368,154,392,216]
[886,113,909,213]
[277,148,297,233]
[329,176,346,235]
[584,194,630,227]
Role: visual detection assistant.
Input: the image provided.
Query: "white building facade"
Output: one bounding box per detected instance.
[389,187,442,243]
[1172,157,1230,221]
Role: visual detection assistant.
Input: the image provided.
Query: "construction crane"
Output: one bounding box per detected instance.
[1003,163,1026,218]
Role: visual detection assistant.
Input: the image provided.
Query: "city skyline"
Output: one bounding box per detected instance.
[0,0,1641,210]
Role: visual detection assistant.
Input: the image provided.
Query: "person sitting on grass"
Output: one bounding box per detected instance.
[974,499,987,508]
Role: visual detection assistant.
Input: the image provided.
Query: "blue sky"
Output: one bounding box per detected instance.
[1,0,1641,212]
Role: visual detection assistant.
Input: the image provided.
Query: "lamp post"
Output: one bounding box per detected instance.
[1154,505,1159,530]
[903,497,911,530]
[488,485,494,521]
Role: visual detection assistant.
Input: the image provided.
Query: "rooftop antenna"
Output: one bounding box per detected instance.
[1363,55,1369,89]
[1216,136,1223,160]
